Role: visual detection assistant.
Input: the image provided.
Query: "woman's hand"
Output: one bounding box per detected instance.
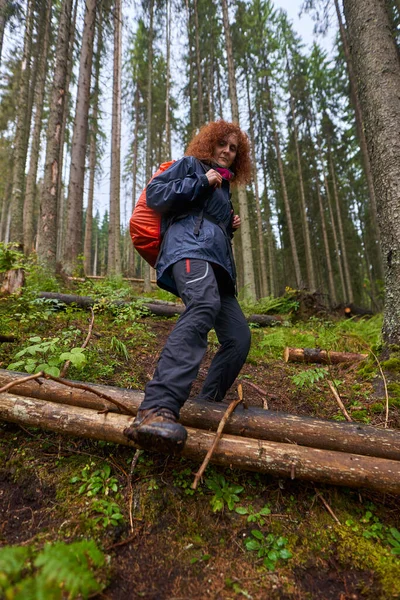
[232,214,241,230]
[206,169,222,188]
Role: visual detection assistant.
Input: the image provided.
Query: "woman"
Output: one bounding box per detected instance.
[125,120,252,453]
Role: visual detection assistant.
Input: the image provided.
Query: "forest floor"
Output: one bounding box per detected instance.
[1,274,400,599]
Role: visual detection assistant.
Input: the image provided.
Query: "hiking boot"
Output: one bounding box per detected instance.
[124,408,187,454]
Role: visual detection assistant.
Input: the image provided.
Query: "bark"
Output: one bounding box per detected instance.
[9,0,34,246]
[308,124,337,304]
[0,269,25,295]
[0,0,6,66]
[288,80,316,291]
[143,0,154,293]
[24,0,53,255]
[246,72,268,297]
[2,370,400,460]
[221,0,256,300]
[193,0,204,126]
[37,291,281,325]
[83,10,103,276]
[259,117,276,296]
[328,147,354,303]
[2,392,400,493]
[343,0,400,345]
[164,0,172,158]
[185,0,195,131]
[334,0,383,280]
[56,0,78,264]
[37,0,74,271]
[64,0,97,274]
[107,0,122,276]
[283,347,368,364]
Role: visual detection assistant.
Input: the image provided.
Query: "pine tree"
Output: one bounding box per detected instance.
[37,0,74,271]
[64,0,97,274]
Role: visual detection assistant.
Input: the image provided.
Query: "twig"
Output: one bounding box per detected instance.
[60,307,95,378]
[128,448,142,532]
[368,348,390,429]
[0,371,44,394]
[327,380,352,422]
[191,383,243,490]
[44,374,136,415]
[315,488,342,525]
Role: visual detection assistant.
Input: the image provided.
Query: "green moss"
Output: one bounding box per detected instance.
[336,527,400,598]
[381,358,400,373]
[370,402,384,413]
[351,409,370,423]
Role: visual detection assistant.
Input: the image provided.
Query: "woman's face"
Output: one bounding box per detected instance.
[212,133,238,169]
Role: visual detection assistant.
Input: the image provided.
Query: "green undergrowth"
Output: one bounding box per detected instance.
[249,314,382,362]
[1,430,400,598]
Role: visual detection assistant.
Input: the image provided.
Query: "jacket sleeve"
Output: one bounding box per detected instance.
[146,157,210,214]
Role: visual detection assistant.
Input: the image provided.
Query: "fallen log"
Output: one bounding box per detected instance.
[1,370,400,461]
[38,292,282,326]
[1,393,400,494]
[283,347,368,364]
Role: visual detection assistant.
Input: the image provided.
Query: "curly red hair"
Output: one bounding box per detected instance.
[185,120,252,186]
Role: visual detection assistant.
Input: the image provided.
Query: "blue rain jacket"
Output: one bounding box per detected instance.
[146,156,236,296]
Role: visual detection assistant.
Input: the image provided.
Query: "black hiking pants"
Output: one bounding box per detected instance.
[140,259,251,417]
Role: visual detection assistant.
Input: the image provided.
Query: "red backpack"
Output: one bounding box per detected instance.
[129,160,175,267]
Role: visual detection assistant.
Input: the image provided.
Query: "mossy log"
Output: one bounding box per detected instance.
[38,292,281,326]
[283,347,368,364]
[1,370,400,461]
[1,392,400,494]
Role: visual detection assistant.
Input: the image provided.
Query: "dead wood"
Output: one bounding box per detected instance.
[1,370,400,461]
[38,292,281,325]
[0,335,17,343]
[327,380,352,422]
[192,384,243,489]
[0,269,25,295]
[1,393,400,494]
[283,347,368,364]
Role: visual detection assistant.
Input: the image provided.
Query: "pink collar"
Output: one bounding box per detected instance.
[215,167,234,181]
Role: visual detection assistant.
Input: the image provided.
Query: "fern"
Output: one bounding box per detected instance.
[0,546,31,589]
[291,367,328,388]
[0,540,106,600]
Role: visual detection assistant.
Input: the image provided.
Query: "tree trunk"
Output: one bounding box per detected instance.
[24,0,53,255]
[270,93,302,289]
[2,392,400,493]
[37,0,74,272]
[0,0,6,67]
[185,0,196,132]
[64,0,97,274]
[246,72,268,298]
[84,9,103,276]
[56,0,78,264]
[334,0,383,281]
[143,0,154,293]
[9,0,34,246]
[259,117,276,296]
[193,0,204,126]
[288,79,316,291]
[328,146,354,303]
[107,0,122,276]
[283,347,368,364]
[221,0,256,300]
[1,370,399,460]
[308,122,337,304]
[343,0,400,346]
[164,0,172,158]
